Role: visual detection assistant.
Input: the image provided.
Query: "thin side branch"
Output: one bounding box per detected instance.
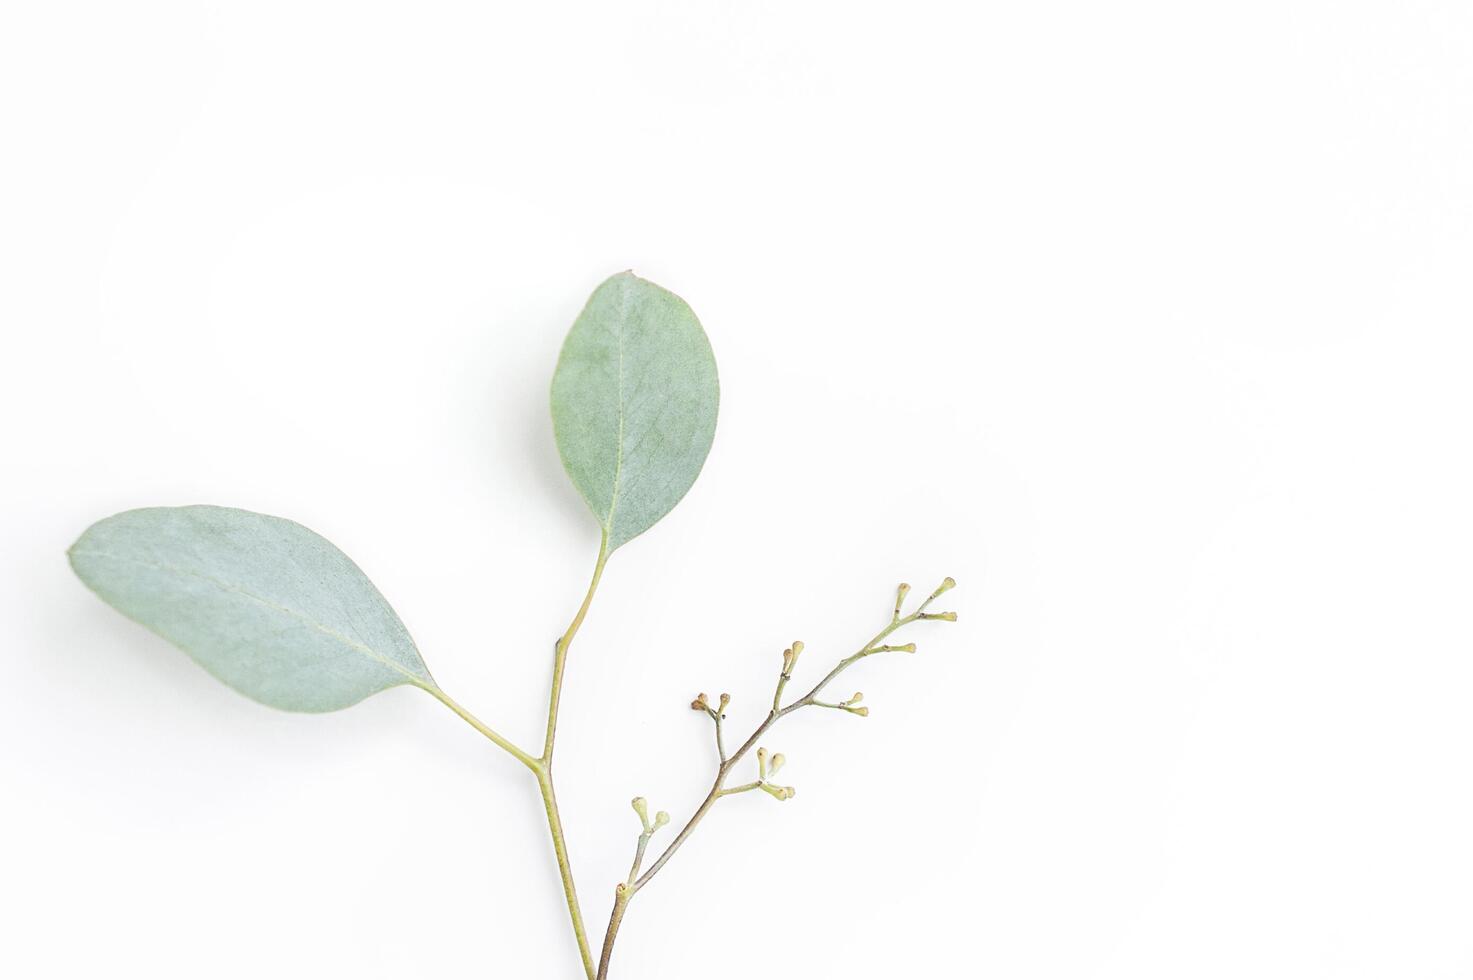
[594,577,957,979]
[624,798,669,886]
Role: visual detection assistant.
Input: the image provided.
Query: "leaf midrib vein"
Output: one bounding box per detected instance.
[70,549,425,685]
[604,288,629,537]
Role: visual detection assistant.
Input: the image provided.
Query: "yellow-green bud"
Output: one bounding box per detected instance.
[760,783,796,802]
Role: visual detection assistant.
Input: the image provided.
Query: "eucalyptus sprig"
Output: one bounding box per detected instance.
[67,271,958,978]
[596,576,956,977]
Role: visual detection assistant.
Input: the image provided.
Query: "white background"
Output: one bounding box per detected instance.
[2,2,1470,978]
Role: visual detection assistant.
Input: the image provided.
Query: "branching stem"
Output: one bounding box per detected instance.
[430,558,953,980]
[533,534,610,980]
[594,583,954,979]
[426,535,611,980]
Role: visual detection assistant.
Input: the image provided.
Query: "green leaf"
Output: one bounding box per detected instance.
[68,505,432,713]
[551,272,720,551]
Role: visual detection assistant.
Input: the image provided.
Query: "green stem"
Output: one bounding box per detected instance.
[536,535,610,980]
[545,535,610,764]
[425,536,610,980]
[537,767,594,978]
[625,833,651,887]
[716,780,762,797]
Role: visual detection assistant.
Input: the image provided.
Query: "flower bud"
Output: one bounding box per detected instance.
[631,797,649,825]
[768,752,786,776]
[654,811,670,829]
[760,782,796,802]
[691,693,710,711]
[781,641,805,675]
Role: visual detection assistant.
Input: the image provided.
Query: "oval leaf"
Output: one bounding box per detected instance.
[551,272,719,551]
[69,505,432,712]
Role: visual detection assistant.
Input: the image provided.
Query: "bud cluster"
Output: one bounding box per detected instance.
[772,640,806,710]
[755,746,796,801]
[647,576,956,912]
[690,691,731,717]
[780,640,804,677]
[630,796,670,836]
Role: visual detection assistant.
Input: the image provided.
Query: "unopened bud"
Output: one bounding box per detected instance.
[849,692,863,705]
[631,797,649,824]
[654,811,670,829]
[847,705,870,717]
[761,782,796,802]
[931,576,956,598]
[691,693,710,711]
[757,747,769,778]
[768,752,786,776]
[895,582,912,616]
[718,693,730,713]
[919,611,957,622]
